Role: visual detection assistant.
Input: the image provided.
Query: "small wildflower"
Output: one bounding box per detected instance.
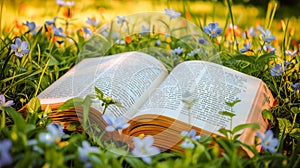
[164,8,181,19]
[243,27,257,38]
[155,40,161,46]
[187,48,201,57]
[292,83,300,92]
[226,24,243,37]
[39,123,65,145]
[53,26,67,37]
[102,114,130,133]
[78,141,100,168]
[181,129,201,140]
[0,139,12,167]
[204,22,223,38]
[116,16,127,25]
[86,17,98,27]
[270,63,285,77]
[141,25,150,35]
[285,50,297,56]
[171,47,184,55]
[259,28,276,43]
[180,139,195,149]
[263,45,276,54]
[56,0,75,6]
[45,17,57,25]
[256,130,279,153]
[198,37,208,45]
[240,42,252,53]
[25,21,37,34]
[0,95,14,111]
[82,27,92,38]
[10,38,30,58]
[132,135,160,164]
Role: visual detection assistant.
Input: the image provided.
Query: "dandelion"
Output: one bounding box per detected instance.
[259,28,276,43]
[25,21,37,34]
[53,26,67,37]
[0,95,14,111]
[10,38,30,58]
[292,83,300,92]
[0,139,12,167]
[240,42,252,53]
[164,8,181,19]
[78,141,100,168]
[86,17,98,27]
[171,47,184,55]
[116,16,127,25]
[270,63,285,77]
[131,135,160,164]
[204,22,223,38]
[256,130,279,153]
[39,123,65,145]
[102,114,130,133]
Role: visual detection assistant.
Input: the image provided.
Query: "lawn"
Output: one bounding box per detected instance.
[0,0,299,167]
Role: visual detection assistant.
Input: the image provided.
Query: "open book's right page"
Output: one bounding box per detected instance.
[134,61,270,138]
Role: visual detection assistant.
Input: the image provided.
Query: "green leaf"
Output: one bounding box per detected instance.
[289,128,300,139]
[219,111,236,118]
[291,107,300,115]
[277,118,293,138]
[262,109,273,121]
[218,127,231,138]
[57,97,84,112]
[225,99,241,107]
[26,97,41,114]
[232,54,256,64]
[94,86,104,99]
[255,53,276,63]
[3,107,26,131]
[232,123,260,135]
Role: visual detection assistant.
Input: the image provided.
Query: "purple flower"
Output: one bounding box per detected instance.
[0,139,12,167]
[155,40,161,46]
[56,0,75,6]
[270,63,285,76]
[39,123,65,145]
[263,45,276,54]
[10,38,30,58]
[285,50,298,56]
[171,47,184,55]
[0,95,14,111]
[292,83,300,92]
[204,22,223,38]
[25,21,37,34]
[83,27,92,38]
[180,139,195,149]
[46,17,57,25]
[240,42,251,53]
[164,8,181,19]
[102,114,130,133]
[86,17,99,27]
[53,26,66,37]
[259,28,276,43]
[256,130,279,153]
[131,135,160,164]
[78,141,100,168]
[181,129,201,140]
[116,16,127,25]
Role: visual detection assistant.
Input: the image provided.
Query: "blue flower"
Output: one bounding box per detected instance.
[240,42,251,53]
[39,123,65,145]
[285,50,298,56]
[181,129,201,140]
[0,95,14,111]
[53,26,67,37]
[102,114,130,133]
[0,139,12,167]
[263,45,276,54]
[10,38,30,58]
[78,141,100,168]
[155,40,161,46]
[256,130,279,153]
[25,21,37,34]
[56,0,75,6]
[180,139,195,149]
[46,17,57,25]
[292,83,300,92]
[171,47,184,55]
[259,28,276,43]
[164,8,181,19]
[86,17,99,27]
[141,25,150,35]
[204,22,223,38]
[116,16,127,25]
[270,63,285,76]
[198,37,208,45]
[83,27,92,38]
[187,48,201,57]
[131,135,160,164]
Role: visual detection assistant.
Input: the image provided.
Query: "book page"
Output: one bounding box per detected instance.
[133,61,261,136]
[38,52,168,119]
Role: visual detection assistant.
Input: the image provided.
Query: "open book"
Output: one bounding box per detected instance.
[36,51,274,151]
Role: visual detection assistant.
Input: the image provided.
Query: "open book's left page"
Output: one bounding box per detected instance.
[37,52,168,119]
